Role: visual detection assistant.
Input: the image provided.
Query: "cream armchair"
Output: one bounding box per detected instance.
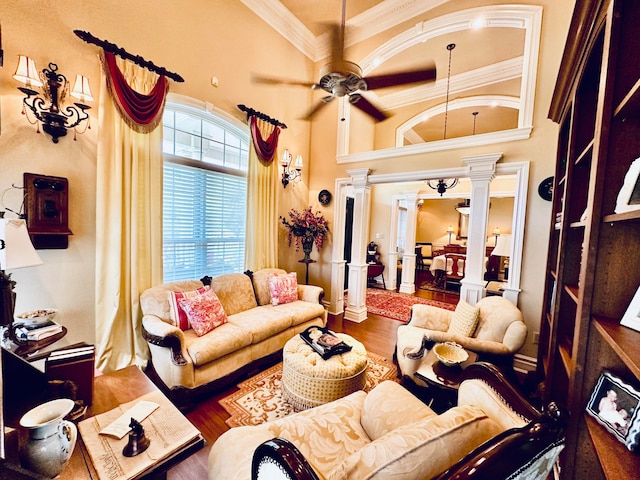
[211,363,567,480]
[395,296,527,384]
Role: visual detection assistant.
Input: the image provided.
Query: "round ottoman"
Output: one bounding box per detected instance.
[281,333,368,411]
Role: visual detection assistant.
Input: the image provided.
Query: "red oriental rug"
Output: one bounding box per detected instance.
[359,288,455,322]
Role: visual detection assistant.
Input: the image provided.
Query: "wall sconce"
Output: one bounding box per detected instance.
[447,225,455,244]
[281,149,303,188]
[14,56,93,143]
[427,179,458,196]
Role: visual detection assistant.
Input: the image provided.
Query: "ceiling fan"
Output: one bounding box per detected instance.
[252,0,437,122]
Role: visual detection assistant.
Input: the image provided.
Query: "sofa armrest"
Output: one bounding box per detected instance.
[297,284,324,304]
[425,332,512,356]
[408,304,452,331]
[142,315,188,366]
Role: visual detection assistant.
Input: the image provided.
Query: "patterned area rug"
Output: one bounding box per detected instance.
[219,352,398,428]
[361,288,455,322]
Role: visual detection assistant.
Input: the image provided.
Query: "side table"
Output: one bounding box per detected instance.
[298,258,316,284]
[414,347,478,412]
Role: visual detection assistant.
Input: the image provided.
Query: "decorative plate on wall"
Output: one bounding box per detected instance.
[538,176,554,201]
[318,190,332,206]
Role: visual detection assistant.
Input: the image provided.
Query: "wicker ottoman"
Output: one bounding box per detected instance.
[281,333,368,411]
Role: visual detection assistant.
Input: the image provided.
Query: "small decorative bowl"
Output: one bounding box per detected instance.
[15,309,58,327]
[433,342,469,367]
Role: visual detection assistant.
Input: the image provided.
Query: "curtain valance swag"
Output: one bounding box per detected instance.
[250,116,280,165]
[101,50,169,134]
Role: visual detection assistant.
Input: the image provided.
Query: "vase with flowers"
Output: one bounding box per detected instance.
[280,207,329,262]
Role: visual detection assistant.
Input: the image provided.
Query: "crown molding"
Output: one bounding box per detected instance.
[243,0,451,61]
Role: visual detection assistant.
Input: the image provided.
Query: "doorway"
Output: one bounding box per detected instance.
[343,197,354,289]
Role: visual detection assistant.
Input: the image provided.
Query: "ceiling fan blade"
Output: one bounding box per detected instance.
[303,97,334,121]
[363,66,437,90]
[349,95,389,122]
[251,74,317,89]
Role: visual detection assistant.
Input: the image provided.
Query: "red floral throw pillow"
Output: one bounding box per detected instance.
[268,272,299,306]
[169,286,209,330]
[178,288,228,336]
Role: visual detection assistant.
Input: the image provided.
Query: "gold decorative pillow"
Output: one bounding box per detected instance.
[447,300,480,337]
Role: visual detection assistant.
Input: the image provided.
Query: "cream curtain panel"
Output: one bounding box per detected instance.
[244,120,279,271]
[95,57,163,373]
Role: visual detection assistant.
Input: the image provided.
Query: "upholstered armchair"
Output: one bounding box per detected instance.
[395,296,527,384]
[213,363,567,480]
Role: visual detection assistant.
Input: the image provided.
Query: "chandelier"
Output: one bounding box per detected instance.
[427,179,458,196]
[14,56,93,143]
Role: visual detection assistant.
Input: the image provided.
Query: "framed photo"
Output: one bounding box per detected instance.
[621,286,640,332]
[615,157,640,214]
[586,371,640,451]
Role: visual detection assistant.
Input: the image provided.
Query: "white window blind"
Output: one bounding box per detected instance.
[162,104,248,282]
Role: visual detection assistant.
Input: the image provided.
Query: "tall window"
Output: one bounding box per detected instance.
[162,102,249,282]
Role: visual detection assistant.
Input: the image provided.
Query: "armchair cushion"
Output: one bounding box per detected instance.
[329,405,503,480]
[447,300,479,337]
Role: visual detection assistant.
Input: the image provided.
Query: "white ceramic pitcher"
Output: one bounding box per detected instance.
[19,398,77,478]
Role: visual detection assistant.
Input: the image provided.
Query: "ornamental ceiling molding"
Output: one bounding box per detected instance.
[375,56,524,110]
[241,0,449,61]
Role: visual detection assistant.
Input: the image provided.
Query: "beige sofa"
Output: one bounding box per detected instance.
[140,268,326,403]
[395,296,527,384]
[209,363,567,480]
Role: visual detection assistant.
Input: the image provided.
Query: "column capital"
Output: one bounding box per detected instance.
[462,153,502,182]
[346,168,372,189]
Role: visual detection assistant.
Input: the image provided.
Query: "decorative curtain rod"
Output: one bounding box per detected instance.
[73,30,184,83]
[238,104,287,129]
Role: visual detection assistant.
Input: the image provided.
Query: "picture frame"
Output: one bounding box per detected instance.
[586,371,640,451]
[621,286,640,333]
[614,157,640,214]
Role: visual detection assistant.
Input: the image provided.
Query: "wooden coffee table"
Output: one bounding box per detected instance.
[414,347,478,412]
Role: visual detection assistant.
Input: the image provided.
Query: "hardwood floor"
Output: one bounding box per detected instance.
[167,282,457,480]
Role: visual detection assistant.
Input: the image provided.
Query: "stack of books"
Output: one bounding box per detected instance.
[14,320,63,341]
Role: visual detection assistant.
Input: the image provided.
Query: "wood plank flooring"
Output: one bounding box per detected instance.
[167,282,457,480]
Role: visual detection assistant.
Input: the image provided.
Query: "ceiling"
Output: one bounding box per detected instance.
[243,0,540,145]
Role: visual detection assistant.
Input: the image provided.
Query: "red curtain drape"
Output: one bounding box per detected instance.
[250,116,280,164]
[101,50,169,133]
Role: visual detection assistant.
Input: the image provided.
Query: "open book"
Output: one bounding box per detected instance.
[300,326,352,360]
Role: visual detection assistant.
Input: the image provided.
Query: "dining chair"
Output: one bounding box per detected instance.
[444,253,466,290]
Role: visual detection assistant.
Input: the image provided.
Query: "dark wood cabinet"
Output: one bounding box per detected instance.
[541,0,640,477]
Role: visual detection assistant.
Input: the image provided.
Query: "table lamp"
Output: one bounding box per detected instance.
[491,233,511,280]
[0,218,43,336]
[447,225,454,245]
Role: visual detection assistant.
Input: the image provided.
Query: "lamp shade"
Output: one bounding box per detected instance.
[13,55,43,87]
[492,233,512,257]
[71,74,93,103]
[0,219,43,270]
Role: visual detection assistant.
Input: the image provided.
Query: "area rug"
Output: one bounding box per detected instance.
[219,352,398,428]
[361,288,455,322]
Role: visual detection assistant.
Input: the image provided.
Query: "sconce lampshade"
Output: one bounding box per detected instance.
[294,154,303,169]
[0,219,43,270]
[492,233,512,257]
[281,149,291,166]
[71,74,93,103]
[13,55,43,87]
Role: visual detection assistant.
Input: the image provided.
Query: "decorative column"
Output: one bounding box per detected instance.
[328,180,350,315]
[344,169,372,323]
[386,197,401,290]
[399,192,419,294]
[460,153,502,304]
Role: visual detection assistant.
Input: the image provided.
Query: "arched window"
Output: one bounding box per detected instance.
[162,100,249,282]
